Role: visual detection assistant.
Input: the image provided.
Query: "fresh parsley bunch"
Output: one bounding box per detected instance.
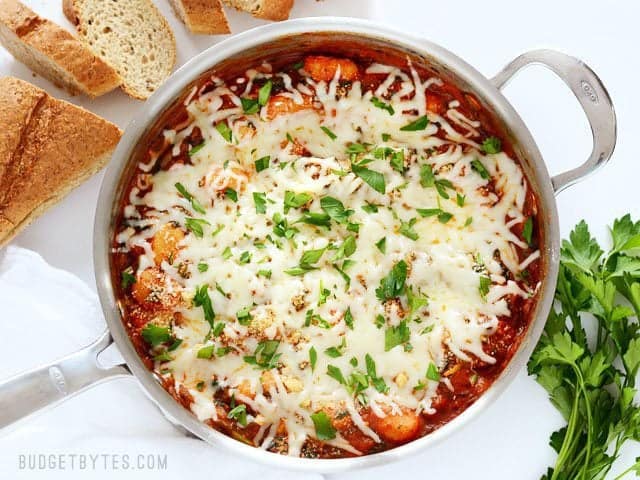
[528,215,640,479]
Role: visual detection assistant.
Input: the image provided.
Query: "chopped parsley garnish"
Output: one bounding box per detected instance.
[390,150,405,173]
[197,344,215,359]
[258,79,272,106]
[465,217,473,227]
[253,192,267,214]
[257,269,272,279]
[211,224,225,237]
[121,268,136,289]
[385,320,411,351]
[361,202,379,214]
[295,211,331,228]
[227,404,248,427]
[185,217,210,238]
[382,133,391,142]
[351,162,386,194]
[365,354,389,393]
[399,217,419,240]
[417,208,453,224]
[193,285,215,327]
[479,275,491,300]
[255,155,270,172]
[426,362,441,381]
[239,251,252,264]
[310,411,336,440]
[215,121,233,143]
[371,96,395,115]
[481,136,502,154]
[187,142,206,157]
[523,217,534,245]
[222,246,232,260]
[243,340,281,370]
[456,193,466,207]
[345,143,367,155]
[321,126,337,140]
[285,246,326,276]
[197,262,208,273]
[344,307,354,330]
[225,187,238,202]
[272,213,299,239]
[284,191,312,213]
[376,260,407,301]
[236,306,253,326]
[375,314,386,328]
[318,281,331,306]
[471,159,490,180]
[141,324,172,347]
[407,286,428,320]
[240,97,259,114]
[327,364,346,385]
[419,164,454,199]
[309,346,317,372]
[375,237,387,253]
[320,196,354,224]
[400,115,429,131]
[331,235,356,262]
[325,338,346,358]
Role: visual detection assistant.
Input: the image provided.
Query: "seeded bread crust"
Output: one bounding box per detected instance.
[0,77,122,246]
[0,0,121,98]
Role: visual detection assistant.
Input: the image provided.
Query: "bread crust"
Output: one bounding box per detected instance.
[0,77,122,246]
[63,0,177,101]
[170,0,230,35]
[0,0,121,98]
[222,0,293,21]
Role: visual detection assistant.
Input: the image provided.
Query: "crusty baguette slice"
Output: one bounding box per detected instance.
[170,0,230,35]
[0,77,122,247]
[0,0,121,98]
[222,0,293,21]
[63,0,176,100]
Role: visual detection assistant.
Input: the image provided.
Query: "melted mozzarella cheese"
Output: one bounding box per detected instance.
[117,59,539,456]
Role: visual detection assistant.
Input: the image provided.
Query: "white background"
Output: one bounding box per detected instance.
[1,0,639,478]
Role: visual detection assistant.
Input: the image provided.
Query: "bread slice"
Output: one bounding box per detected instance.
[0,0,121,98]
[63,0,176,100]
[170,0,230,35]
[0,77,122,247]
[222,0,293,21]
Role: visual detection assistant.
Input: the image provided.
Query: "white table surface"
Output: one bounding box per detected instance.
[2,0,639,478]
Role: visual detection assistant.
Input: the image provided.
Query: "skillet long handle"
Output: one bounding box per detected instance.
[0,330,130,431]
[491,49,617,194]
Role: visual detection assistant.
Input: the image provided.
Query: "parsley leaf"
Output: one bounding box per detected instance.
[175,183,206,214]
[321,126,337,140]
[244,340,281,370]
[255,156,270,172]
[309,346,317,372]
[385,320,411,351]
[241,97,259,114]
[310,411,337,440]
[471,159,490,180]
[258,80,272,106]
[399,217,419,240]
[376,260,407,301]
[400,115,429,131]
[215,121,232,143]
[371,97,395,115]
[185,217,210,238]
[284,191,312,213]
[481,136,502,154]
[417,208,453,224]
[320,196,354,224]
[375,237,386,253]
[141,324,173,347]
[351,162,386,194]
[227,404,248,427]
[193,285,215,327]
[253,192,267,214]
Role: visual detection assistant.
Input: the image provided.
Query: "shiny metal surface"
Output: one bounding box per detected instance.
[490,49,616,193]
[0,18,617,473]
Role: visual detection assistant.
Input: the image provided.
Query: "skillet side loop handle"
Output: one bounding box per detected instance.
[491,49,617,194]
[0,330,130,432]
